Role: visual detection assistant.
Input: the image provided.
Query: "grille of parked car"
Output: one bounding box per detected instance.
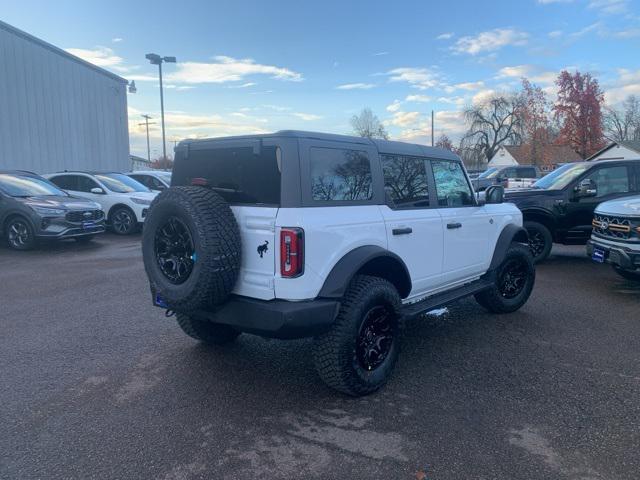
[592,214,637,240]
[65,210,105,222]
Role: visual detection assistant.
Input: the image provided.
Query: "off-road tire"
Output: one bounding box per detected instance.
[176,312,240,345]
[313,275,403,396]
[524,221,552,263]
[612,265,640,281]
[475,243,535,313]
[142,186,241,312]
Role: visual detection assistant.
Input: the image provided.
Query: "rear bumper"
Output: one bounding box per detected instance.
[154,293,340,339]
[587,239,640,270]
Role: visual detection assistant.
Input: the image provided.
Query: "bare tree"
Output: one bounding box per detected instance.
[604,95,640,142]
[350,108,389,140]
[435,134,455,151]
[461,94,523,163]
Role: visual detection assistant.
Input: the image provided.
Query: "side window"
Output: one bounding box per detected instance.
[49,175,76,190]
[502,168,516,178]
[521,167,537,178]
[432,161,474,207]
[381,154,429,208]
[582,166,630,198]
[76,176,100,193]
[129,175,146,186]
[310,147,372,201]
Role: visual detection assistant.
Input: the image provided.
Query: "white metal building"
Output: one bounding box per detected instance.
[0,20,130,174]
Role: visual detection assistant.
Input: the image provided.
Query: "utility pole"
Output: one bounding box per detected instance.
[431,110,434,147]
[138,115,156,162]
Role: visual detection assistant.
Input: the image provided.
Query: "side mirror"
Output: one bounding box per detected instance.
[90,187,105,195]
[575,179,597,198]
[485,185,505,204]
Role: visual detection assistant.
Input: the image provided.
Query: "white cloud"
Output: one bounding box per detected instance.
[548,30,564,38]
[570,22,604,38]
[454,81,485,91]
[164,85,196,91]
[605,68,640,104]
[452,28,529,55]
[386,67,441,90]
[437,96,467,106]
[405,94,431,103]
[65,46,123,68]
[614,28,640,38]
[497,65,557,85]
[165,56,302,84]
[372,51,389,56]
[472,89,497,106]
[497,65,533,78]
[394,110,466,143]
[386,100,402,112]
[336,83,376,90]
[261,104,291,112]
[227,82,257,88]
[436,32,454,40]
[292,112,323,121]
[588,0,629,14]
[112,37,123,43]
[387,111,421,128]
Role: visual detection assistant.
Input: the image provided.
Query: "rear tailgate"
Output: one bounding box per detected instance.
[231,206,277,300]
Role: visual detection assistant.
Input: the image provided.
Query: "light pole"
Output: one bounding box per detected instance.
[138,115,156,162]
[145,53,176,161]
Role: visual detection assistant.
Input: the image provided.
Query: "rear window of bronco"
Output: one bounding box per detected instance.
[180,146,281,205]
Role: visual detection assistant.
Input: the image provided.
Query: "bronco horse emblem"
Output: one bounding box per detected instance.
[257,240,269,258]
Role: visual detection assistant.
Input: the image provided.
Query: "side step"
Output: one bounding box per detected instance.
[401,276,493,318]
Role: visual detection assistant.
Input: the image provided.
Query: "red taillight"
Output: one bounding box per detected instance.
[280,227,304,278]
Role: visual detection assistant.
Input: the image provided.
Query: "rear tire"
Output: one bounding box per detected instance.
[313,275,403,396]
[176,313,240,345]
[612,265,640,281]
[524,221,552,263]
[5,217,35,251]
[475,243,535,314]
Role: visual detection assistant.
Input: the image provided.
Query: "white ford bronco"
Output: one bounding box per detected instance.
[588,195,640,281]
[142,131,535,396]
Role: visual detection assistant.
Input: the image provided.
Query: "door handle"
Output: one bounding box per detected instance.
[392,227,413,235]
[447,222,462,229]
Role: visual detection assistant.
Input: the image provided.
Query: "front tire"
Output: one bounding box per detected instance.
[524,221,552,263]
[176,312,240,345]
[313,275,403,396]
[475,243,535,314]
[5,217,35,251]
[612,265,640,281]
[110,207,137,235]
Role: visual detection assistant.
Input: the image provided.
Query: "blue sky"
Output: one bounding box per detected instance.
[1,0,639,157]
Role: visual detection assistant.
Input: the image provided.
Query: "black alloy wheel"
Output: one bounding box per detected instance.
[498,258,528,299]
[112,209,135,235]
[154,216,195,285]
[356,305,394,371]
[7,219,34,250]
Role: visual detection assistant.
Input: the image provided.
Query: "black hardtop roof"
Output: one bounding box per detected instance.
[178,130,460,161]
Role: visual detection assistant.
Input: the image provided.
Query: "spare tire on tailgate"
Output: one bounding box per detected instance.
[142,186,241,311]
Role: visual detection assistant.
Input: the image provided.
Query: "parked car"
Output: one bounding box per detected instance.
[505,159,640,263]
[587,195,640,280]
[126,170,172,192]
[0,170,105,250]
[45,171,157,235]
[141,131,535,396]
[474,165,540,192]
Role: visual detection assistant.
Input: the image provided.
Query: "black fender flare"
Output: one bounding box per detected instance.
[318,246,412,299]
[489,224,529,271]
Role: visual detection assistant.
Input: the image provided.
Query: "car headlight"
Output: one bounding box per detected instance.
[29,205,66,216]
[130,197,152,206]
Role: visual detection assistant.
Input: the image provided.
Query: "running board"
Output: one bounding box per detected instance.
[401,277,494,318]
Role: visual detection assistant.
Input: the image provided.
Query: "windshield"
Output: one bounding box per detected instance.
[96,173,150,193]
[156,172,172,183]
[532,163,591,190]
[479,167,499,179]
[0,174,67,197]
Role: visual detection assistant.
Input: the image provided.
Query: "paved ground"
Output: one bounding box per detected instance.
[1,234,639,480]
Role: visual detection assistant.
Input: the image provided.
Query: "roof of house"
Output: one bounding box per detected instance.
[502,144,583,165]
[0,20,126,84]
[586,140,640,161]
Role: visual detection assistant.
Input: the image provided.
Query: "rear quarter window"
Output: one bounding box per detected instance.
[309,147,373,201]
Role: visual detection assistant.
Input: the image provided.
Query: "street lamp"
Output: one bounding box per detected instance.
[145,53,176,160]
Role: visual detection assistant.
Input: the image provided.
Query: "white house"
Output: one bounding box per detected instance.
[489,144,583,172]
[586,141,640,162]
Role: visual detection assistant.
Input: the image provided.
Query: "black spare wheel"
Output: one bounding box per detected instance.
[142,186,241,311]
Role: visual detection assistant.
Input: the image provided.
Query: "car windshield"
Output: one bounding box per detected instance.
[0,173,67,197]
[156,172,172,183]
[479,167,499,179]
[532,163,591,190]
[96,173,150,193]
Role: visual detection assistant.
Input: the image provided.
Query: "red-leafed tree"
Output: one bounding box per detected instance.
[435,134,455,152]
[553,70,605,158]
[151,156,174,170]
[519,78,552,166]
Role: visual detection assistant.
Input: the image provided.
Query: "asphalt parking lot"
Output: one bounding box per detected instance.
[1,235,639,480]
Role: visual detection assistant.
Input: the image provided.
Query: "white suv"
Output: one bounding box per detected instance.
[45,172,157,235]
[126,170,172,192]
[588,195,640,280]
[141,131,535,396]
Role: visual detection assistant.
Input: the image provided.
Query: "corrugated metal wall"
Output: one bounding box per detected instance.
[0,22,130,174]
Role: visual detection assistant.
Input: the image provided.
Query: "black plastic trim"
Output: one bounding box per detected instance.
[489,225,529,270]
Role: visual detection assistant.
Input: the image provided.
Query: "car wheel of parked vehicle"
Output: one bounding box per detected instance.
[524,221,552,263]
[475,243,535,314]
[313,275,403,396]
[5,217,35,251]
[612,265,640,281]
[176,312,240,345]
[74,235,94,243]
[142,186,241,312]
[110,207,137,235]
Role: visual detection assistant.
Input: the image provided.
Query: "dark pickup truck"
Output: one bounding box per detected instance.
[504,159,640,262]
